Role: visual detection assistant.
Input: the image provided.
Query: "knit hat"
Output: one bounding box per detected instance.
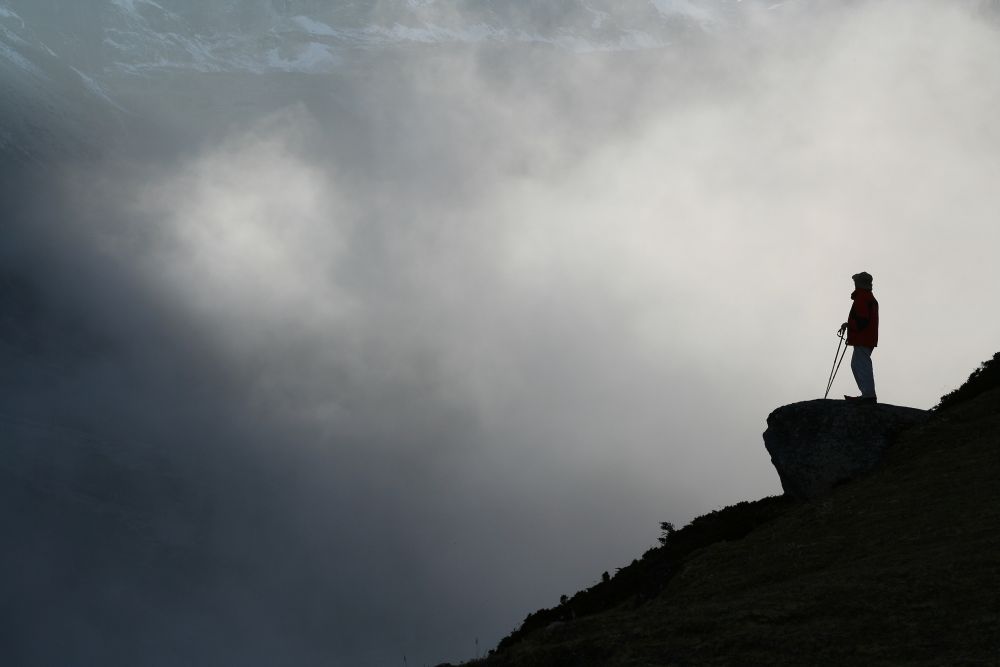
[852,271,873,288]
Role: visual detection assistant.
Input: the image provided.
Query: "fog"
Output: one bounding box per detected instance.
[3,2,1000,665]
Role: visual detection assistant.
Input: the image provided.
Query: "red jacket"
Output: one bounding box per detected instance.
[847,289,878,348]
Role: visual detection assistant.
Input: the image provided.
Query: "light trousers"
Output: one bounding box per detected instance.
[851,346,876,398]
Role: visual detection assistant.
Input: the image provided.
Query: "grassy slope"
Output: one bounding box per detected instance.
[472,364,1000,666]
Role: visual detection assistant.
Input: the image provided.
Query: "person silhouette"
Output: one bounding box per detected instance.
[839,271,879,403]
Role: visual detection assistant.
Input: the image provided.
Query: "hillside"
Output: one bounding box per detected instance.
[456,354,1000,666]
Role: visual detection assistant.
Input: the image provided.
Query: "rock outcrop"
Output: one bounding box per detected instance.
[763,399,928,501]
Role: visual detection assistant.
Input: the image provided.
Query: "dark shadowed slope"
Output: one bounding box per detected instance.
[460,356,1000,666]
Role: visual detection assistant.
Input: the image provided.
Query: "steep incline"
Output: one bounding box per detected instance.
[476,383,1000,665]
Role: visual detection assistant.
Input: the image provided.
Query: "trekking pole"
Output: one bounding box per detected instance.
[824,329,848,399]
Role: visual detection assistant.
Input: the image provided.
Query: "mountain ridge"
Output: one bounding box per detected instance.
[1,0,728,78]
[452,355,1000,665]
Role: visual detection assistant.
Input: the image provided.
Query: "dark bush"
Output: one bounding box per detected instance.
[934,351,1000,412]
[657,521,676,546]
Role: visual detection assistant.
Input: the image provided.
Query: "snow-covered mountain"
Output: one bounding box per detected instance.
[0,0,756,159]
[7,0,1000,89]
[0,0,746,79]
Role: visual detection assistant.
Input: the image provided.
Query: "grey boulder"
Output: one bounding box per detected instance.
[763,399,928,501]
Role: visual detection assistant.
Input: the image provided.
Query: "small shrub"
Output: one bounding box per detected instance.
[935,351,1000,412]
[657,521,676,546]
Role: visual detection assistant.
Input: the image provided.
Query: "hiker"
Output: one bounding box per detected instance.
[839,271,879,403]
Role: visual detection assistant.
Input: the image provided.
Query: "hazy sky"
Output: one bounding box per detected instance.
[3,1,1000,665]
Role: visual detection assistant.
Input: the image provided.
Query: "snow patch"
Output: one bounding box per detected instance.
[0,21,29,47]
[291,15,339,37]
[587,8,611,29]
[363,21,505,45]
[616,29,667,50]
[110,0,169,15]
[71,66,127,110]
[554,31,662,53]
[0,4,24,28]
[649,0,719,23]
[0,39,42,76]
[266,42,340,73]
